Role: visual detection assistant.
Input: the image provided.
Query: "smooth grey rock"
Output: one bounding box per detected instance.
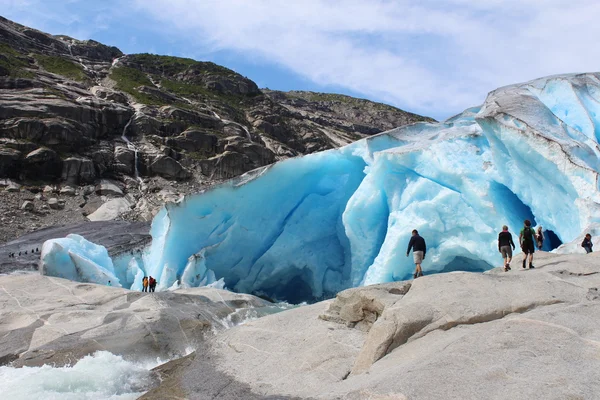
[87,198,130,221]
[95,179,123,196]
[0,274,269,368]
[163,252,600,400]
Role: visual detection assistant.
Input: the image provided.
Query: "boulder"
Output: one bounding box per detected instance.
[20,201,34,211]
[149,155,191,180]
[5,181,20,192]
[59,186,76,196]
[95,179,123,196]
[47,198,65,210]
[87,198,131,221]
[42,185,54,193]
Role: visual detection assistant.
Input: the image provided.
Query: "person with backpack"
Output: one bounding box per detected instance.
[536,226,544,249]
[498,225,516,272]
[149,276,156,292]
[142,276,148,292]
[406,229,426,278]
[582,233,593,254]
[519,219,536,269]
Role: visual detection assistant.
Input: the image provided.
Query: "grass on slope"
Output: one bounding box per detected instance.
[110,66,164,105]
[34,54,88,82]
[0,42,35,78]
[285,91,436,121]
[129,53,237,77]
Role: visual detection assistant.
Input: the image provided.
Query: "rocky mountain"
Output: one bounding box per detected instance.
[0,16,433,243]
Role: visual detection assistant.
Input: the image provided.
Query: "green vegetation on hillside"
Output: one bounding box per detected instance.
[34,54,87,82]
[110,66,162,104]
[284,91,436,121]
[160,78,213,98]
[0,42,34,78]
[129,53,237,77]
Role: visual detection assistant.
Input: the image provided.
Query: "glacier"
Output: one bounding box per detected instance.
[40,73,600,302]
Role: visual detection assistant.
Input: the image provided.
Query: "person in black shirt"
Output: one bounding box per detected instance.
[406,229,426,279]
[582,233,593,254]
[498,225,516,272]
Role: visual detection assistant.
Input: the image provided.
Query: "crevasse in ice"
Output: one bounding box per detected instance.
[40,73,600,302]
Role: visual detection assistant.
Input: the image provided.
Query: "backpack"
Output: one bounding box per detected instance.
[522,227,535,243]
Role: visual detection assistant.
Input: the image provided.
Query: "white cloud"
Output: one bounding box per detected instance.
[130,0,600,118]
[3,0,599,118]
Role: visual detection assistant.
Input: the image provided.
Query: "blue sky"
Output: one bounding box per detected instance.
[3,0,600,120]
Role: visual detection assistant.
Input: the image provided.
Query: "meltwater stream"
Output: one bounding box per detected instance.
[0,297,302,399]
[0,352,163,400]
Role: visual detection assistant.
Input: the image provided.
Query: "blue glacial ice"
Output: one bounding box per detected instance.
[40,73,600,302]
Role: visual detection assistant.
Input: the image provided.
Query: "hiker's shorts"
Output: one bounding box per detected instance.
[500,245,512,258]
[522,241,535,254]
[413,251,424,264]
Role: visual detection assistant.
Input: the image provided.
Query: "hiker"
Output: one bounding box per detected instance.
[498,225,516,272]
[149,276,156,292]
[406,229,426,278]
[142,276,148,292]
[582,233,593,254]
[107,280,112,286]
[519,219,536,269]
[536,226,544,249]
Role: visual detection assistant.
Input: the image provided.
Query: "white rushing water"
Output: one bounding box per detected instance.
[120,115,142,183]
[0,351,163,400]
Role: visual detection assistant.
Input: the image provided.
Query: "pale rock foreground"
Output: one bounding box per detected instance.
[145,252,600,399]
[0,274,269,367]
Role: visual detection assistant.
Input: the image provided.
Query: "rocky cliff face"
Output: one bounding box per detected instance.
[0,16,433,242]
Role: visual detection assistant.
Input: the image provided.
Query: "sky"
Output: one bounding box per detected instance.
[2,0,600,120]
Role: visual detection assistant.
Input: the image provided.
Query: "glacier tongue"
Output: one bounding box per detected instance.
[39,73,600,302]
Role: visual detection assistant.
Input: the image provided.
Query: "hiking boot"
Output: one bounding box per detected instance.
[507,264,511,271]
[522,259,527,269]
[413,272,418,279]
[418,271,424,277]
[529,264,535,269]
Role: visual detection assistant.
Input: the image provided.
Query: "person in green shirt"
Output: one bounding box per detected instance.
[519,219,536,269]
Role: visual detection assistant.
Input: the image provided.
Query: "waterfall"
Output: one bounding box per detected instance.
[121,115,143,184]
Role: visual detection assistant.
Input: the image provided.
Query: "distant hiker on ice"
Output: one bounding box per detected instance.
[536,226,544,249]
[582,234,593,254]
[149,276,156,292]
[407,229,426,279]
[519,220,536,269]
[498,225,515,272]
[142,276,148,292]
